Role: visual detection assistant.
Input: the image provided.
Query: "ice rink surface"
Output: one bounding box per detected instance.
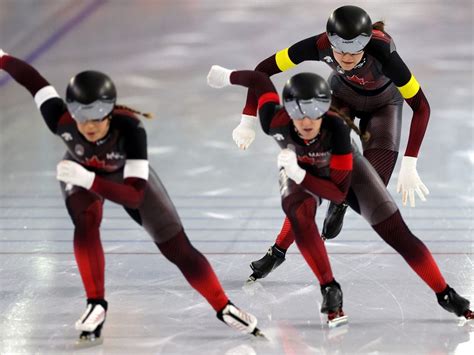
[0,0,473,354]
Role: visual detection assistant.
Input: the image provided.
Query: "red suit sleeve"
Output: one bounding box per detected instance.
[229,70,281,134]
[377,47,431,158]
[403,88,430,157]
[242,55,282,116]
[242,35,323,117]
[301,153,353,204]
[0,54,66,133]
[91,177,147,209]
[0,54,50,96]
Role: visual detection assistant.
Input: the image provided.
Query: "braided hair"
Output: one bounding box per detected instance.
[115,104,154,119]
[330,105,370,142]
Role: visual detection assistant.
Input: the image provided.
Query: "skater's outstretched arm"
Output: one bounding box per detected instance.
[207,66,353,203]
[0,51,67,134]
[367,34,430,206]
[241,35,324,117]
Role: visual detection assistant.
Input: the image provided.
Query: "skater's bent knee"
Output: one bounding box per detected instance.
[72,203,102,230]
[156,229,197,264]
[367,201,398,226]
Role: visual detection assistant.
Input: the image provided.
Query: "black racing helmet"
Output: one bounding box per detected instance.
[66,70,117,123]
[282,73,331,120]
[326,5,372,54]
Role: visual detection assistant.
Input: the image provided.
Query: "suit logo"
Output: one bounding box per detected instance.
[106,152,125,160]
[74,144,85,156]
[323,56,334,64]
[273,133,285,141]
[61,132,73,141]
[346,75,374,86]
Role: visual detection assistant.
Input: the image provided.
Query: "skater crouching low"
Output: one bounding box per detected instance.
[207,65,473,325]
[0,50,264,343]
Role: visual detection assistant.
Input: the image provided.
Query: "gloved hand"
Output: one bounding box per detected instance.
[232,114,257,150]
[277,148,306,184]
[396,156,429,207]
[56,160,96,189]
[207,65,233,88]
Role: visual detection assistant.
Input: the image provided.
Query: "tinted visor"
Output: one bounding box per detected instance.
[66,99,115,123]
[283,97,330,120]
[327,32,371,54]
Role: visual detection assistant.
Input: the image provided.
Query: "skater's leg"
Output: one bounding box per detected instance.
[373,210,447,292]
[65,189,105,300]
[363,149,398,186]
[280,175,346,325]
[360,103,402,186]
[136,168,263,335]
[62,184,107,342]
[275,217,295,250]
[349,154,447,292]
[374,213,473,319]
[156,229,229,311]
[280,178,334,285]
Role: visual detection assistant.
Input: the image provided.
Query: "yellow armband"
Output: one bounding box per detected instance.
[275,48,296,72]
[397,74,420,99]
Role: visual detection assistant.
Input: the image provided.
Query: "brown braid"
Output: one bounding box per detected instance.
[330,105,371,142]
[115,104,154,119]
[372,21,385,31]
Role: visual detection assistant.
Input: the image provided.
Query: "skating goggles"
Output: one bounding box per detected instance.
[67,99,115,123]
[283,97,330,120]
[327,32,371,54]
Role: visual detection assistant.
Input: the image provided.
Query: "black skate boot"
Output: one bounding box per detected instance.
[436,286,474,320]
[322,202,348,240]
[75,299,108,345]
[217,301,265,338]
[320,280,348,327]
[248,244,286,282]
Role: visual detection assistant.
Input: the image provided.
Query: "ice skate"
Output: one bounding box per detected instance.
[322,202,348,240]
[247,245,285,282]
[217,302,266,338]
[437,286,474,320]
[75,300,108,346]
[320,280,348,328]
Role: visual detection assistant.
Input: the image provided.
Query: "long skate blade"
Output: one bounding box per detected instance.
[246,275,257,284]
[74,336,103,349]
[328,315,348,328]
[251,327,268,340]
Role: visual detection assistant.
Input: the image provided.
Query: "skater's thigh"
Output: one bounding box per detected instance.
[61,182,104,222]
[279,169,321,216]
[137,167,183,244]
[349,153,398,225]
[361,103,402,153]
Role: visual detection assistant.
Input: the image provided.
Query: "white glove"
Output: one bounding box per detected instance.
[207,65,233,88]
[396,156,429,207]
[277,148,306,184]
[56,160,96,189]
[232,114,257,150]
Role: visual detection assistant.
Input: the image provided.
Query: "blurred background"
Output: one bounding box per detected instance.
[0,1,472,354]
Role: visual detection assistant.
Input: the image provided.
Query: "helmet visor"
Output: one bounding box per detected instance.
[67,99,115,123]
[284,97,330,120]
[327,32,371,54]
